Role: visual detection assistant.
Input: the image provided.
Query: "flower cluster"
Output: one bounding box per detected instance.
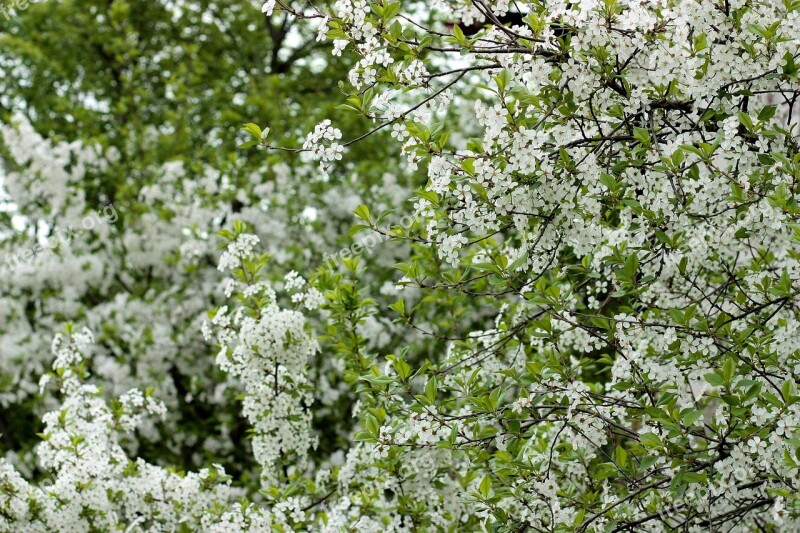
[302,120,344,180]
[210,233,320,483]
[0,327,236,531]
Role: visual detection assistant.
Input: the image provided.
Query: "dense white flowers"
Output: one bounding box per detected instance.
[304,0,800,529]
[0,328,236,531]
[210,234,320,482]
[2,0,800,531]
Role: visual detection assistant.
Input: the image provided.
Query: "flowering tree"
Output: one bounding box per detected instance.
[2,0,800,531]
[0,0,402,472]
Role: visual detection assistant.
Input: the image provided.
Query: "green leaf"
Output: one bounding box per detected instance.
[722,357,737,383]
[758,105,777,121]
[391,357,412,381]
[615,446,628,468]
[633,127,651,146]
[353,205,371,223]
[782,381,796,404]
[682,471,708,484]
[681,409,703,427]
[508,251,529,272]
[625,252,639,277]
[363,414,380,437]
[494,70,510,93]
[425,376,437,404]
[639,432,663,449]
[693,33,707,52]
[479,475,492,498]
[593,462,619,480]
[354,431,374,442]
[737,112,754,131]
[451,23,466,43]
[743,382,762,401]
[599,173,618,191]
[390,299,405,316]
[360,375,394,387]
[241,123,262,139]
